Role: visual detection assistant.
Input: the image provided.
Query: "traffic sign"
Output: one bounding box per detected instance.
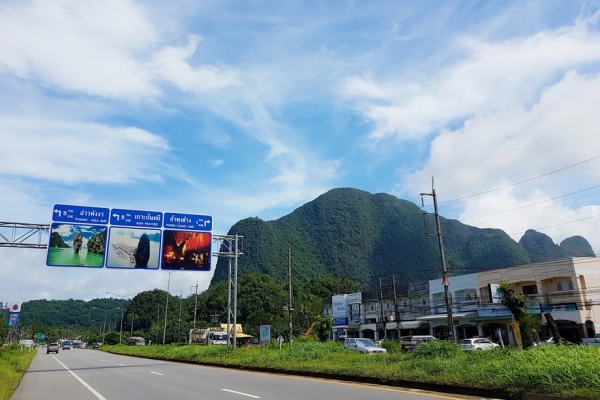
[164,212,212,231]
[110,208,163,228]
[52,204,110,224]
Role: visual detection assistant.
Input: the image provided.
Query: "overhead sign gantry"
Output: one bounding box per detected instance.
[47,204,213,271]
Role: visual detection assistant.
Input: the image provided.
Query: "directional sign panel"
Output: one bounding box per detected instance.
[110,208,163,228]
[52,204,110,225]
[163,212,212,231]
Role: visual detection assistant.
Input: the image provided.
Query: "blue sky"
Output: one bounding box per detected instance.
[1,0,600,302]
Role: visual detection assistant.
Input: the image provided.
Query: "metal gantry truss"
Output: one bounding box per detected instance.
[212,234,243,349]
[0,222,49,249]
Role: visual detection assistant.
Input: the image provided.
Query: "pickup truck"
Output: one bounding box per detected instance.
[47,342,59,354]
[582,334,600,346]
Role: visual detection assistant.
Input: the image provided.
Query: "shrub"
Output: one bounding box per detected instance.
[380,340,401,353]
[412,340,461,359]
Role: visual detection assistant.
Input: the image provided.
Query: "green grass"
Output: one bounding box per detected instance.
[103,341,600,399]
[0,346,37,400]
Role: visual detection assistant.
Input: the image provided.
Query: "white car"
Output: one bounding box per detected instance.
[460,338,499,351]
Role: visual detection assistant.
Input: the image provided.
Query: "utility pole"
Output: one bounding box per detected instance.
[191,280,198,329]
[288,247,293,344]
[178,291,182,344]
[393,276,401,340]
[379,277,387,341]
[130,313,134,336]
[421,177,454,342]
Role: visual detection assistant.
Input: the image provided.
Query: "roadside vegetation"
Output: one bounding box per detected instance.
[103,339,600,399]
[0,345,36,400]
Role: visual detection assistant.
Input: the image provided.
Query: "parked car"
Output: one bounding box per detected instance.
[47,342,59,354]
[400,335,439,352]
[91,342,100,349]
[460,338,500,351]
[535,337,577,346]
[582,334,600,347]
[343,338,387,354]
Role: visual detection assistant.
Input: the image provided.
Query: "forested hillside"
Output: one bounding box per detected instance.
[10,275,358,344]
[211,188,595,289]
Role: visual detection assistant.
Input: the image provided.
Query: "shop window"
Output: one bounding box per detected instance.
[557,281,573,291]
[522,284,538,295]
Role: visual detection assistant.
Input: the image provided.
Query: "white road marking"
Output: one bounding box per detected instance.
[51,355,107,400]
[118,364,126,366]
[101,360,106,362]
[150,371,164,375]
[222,389,261,398]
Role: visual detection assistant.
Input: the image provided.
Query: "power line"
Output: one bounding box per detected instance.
[434,113,600,179]
[404,113,600,195]
[434,154,600,205]
[457,184,600,222]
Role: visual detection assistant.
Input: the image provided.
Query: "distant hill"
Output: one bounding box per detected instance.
[211,188,595,289]
[519,230,596,262]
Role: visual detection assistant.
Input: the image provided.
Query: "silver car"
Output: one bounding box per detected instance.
[343,338,387,354]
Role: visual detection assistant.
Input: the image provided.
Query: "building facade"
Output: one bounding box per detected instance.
[324,257,600,344]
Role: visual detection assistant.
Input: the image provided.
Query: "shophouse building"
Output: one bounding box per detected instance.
[324,257,600,344]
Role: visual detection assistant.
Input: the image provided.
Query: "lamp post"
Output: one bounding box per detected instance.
[93,306,120,344]
[106,292,138,344]
[163,271,176,345]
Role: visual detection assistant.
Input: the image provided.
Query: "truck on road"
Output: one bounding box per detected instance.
[47,342,59,354]
[189,327,229,345]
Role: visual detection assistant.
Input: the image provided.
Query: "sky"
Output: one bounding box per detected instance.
[1,0,600,304]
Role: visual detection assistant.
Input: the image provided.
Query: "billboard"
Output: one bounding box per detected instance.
[7,312,20,330]
[9,302,22,313]
[48,204,212,271]
[488,283,502,304]
[259,325,271,345]
[332,294,348,327]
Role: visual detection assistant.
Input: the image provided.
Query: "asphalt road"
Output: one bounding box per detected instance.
[12,348,499,400]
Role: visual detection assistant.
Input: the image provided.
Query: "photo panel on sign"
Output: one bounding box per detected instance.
[106,227,161,269]
[47,223,107,268]
[161,230,211,271]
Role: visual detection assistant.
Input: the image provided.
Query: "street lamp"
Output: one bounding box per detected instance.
[93,306,120,344]
[106,292,138,344]
[163,271,176,345]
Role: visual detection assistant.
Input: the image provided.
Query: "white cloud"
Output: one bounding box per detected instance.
[151,35,240,91]
[343,17,600,146]
[395,71,600,254]
[0,117,169,184]
[0,0,239,100]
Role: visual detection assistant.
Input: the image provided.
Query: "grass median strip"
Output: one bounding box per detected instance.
[103,339,600,399]
[0,346,37,400]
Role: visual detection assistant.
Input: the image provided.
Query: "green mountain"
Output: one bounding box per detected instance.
[519,230,596,262]
[560,236,595,258]
[211,188,594,289]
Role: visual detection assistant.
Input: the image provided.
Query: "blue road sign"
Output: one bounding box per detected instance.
[110,208,163,228]
[163,212,212,231]
[52,204,110,224]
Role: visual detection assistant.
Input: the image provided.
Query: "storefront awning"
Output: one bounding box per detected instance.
[416,312,476,321]
[388,321,429,329]
[470,313,540,323]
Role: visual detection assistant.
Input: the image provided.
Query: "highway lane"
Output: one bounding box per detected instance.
[12,348,500,400]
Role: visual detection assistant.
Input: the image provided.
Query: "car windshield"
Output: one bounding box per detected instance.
[355,339,376,347]
[213,334,228,340]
